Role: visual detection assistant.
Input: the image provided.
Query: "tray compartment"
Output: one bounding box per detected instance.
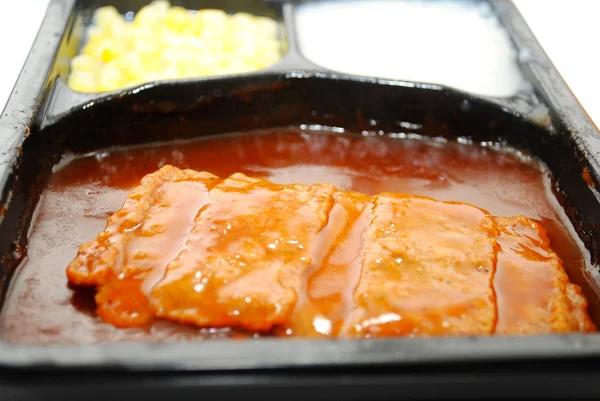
[6,73,600,338]
[292,0,529,98]
[43,0,318,124]
[66,0,290,87]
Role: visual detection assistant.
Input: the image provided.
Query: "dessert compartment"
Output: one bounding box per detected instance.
[293,0,529,98]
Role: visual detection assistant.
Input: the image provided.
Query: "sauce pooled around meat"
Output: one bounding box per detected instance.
[65,166,595,336]
[1,129,597,343]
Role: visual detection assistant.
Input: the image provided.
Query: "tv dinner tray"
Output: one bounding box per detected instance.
[2,0,600,399]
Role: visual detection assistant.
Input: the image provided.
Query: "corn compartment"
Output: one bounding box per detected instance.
[68,0,284,93]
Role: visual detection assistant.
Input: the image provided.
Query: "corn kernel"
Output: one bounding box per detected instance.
[114,54,146,81]
[204,36,225,53]
[194,9,228,37]
[81,35,105,59]
[179,26,196,37]
[132,38,158,59]
[165,6,192,32]
[160,65,179,80]
[144,72,161,82]
[129,74,152,87]
[257,37,280,54]
[94,6,128,39]
[98,62,123,91]
[149,0,170,17]
[100,41,125,63]
[161,48,189,67]
[128,25,154,40]
[222,59,254,75]
[94,6,122,30]
[105,18,128,38]
[255,16,278,38]
[134,4,162,27]
[233,40,259,59]
[176,53,219,78]
[229,12,256,32]
[156,31,185,53]
[255,49,281,68]
[68,71,97,92]
[86,26,102,41]
[71,54,101,74]
[182,36,208,53]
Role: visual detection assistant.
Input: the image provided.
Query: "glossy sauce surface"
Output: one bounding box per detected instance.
[1,129,598,343]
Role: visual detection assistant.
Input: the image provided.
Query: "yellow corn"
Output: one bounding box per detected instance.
[71,54,101,74]
[94,6,122,31]
[67,1,283,92]
[165,6,192,32]
[194,9,228,37]
[114,54,146,81]
[98,62,123,92]
[68,71,97,92]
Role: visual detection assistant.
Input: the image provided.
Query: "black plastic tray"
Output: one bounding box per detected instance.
[2,0,600,399]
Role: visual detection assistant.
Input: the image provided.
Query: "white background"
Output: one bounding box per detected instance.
[1,0,599,127]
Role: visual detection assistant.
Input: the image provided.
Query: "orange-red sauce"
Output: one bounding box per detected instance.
[1,129,598,343]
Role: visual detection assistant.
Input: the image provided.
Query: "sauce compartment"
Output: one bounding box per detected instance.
[4,74,600,344]
[5,128,596,343]
[3,0,600,398]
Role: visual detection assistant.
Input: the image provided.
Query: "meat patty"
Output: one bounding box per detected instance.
[66,165,596,335]
[494,216,595,334]
[150,173,335,332]
[342,194,498,337]
[66,166,220,326]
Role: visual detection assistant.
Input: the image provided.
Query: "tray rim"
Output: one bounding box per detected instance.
[1,0,600,376]
[2,334,600,370]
